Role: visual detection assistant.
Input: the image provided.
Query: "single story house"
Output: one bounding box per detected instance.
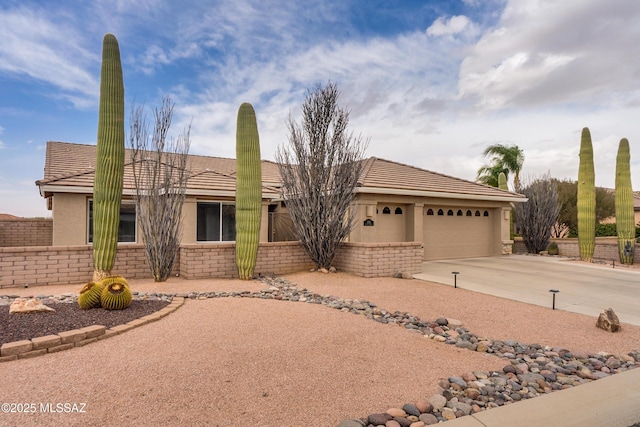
[37,141,526,261]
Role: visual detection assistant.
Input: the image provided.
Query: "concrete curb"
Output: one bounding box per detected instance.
[0,297,184,362]
[444,366,640,427]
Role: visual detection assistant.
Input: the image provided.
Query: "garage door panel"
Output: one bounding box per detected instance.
[423,210,493,260]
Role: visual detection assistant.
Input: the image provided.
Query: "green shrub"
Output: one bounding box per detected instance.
[548,241,559,255]
[595,223,617,237]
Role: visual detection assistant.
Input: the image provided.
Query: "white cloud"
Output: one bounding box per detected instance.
[427,15,471,36]
[458,0,640,110]
[0,6,100,107]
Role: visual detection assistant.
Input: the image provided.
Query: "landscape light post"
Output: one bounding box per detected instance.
[549,289,559,310]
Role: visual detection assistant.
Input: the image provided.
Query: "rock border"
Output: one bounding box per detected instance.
[0,298,184,362]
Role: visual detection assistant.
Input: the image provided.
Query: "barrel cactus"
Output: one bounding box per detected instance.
[615,138,634,264]
[78,281,104,310]
[235,103,262,280]
[100,276,132,310]
[92,33,125,282]
[577,127,595,262]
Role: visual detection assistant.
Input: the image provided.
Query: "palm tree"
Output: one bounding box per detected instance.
[476,144,525,189]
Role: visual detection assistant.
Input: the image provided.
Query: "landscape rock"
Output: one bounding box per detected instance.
[596,308,621,332]
[9,298,55,313]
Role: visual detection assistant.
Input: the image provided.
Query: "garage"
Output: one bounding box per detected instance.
[423,207,495,260]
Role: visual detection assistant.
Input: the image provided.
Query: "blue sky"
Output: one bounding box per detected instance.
[2,0,640,217]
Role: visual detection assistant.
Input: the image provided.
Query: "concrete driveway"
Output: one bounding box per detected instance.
[415,255,640,326]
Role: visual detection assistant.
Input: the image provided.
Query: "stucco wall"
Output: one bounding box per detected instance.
[52,193,89,246]
[0,219,53,247]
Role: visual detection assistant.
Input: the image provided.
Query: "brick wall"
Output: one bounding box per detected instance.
[0,241,424,288]
[0,219,53,247]
[334,242,424,278]
[179,242,316,279]
[0,245,175,287]
[514,237,637,264]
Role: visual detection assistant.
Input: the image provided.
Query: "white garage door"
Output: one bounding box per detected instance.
[423,207,494,260]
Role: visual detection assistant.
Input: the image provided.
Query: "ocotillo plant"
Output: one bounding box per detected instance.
[235,103,262,280]
[577,127,595,262]
[615,138,635,264]
[92,33,125,282]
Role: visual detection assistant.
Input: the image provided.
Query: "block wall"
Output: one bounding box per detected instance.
[0,241,424,288]
[0,219,53,247]
[513,237,637,264]
[334,242,424,278]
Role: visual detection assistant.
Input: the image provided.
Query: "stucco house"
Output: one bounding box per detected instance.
[37,141,525,261]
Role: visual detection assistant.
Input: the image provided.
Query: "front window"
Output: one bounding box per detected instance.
[197,202,236,242]
[88,200,137,243]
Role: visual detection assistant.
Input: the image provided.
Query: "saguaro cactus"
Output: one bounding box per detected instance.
[498,172,514,241]
[498,172,508,191]
[615,138,635,264]
[235,103,262,280]
[92,33,125,282]
[577,127,596,262]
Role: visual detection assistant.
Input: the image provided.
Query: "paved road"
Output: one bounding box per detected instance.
[415,255,640,326]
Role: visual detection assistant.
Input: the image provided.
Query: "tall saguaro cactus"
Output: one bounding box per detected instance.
[93,33,125,282]
[577,127,596,262]
[235,103,262,280]
[615,138,635,264]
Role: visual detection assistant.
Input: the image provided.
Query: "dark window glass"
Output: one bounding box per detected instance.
[197,202,236,242]
[88,200,136,243]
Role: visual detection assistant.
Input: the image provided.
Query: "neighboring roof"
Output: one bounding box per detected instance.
[357,157,526,202]
[37,141,525,203]
[0,213,21,220]
[37,141,281,199]
[634,192,640,210]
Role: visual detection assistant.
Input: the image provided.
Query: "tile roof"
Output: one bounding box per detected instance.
[37,141,524,202]
[357,157,524,200]
[37,141,281,198]
[0,213,21,220]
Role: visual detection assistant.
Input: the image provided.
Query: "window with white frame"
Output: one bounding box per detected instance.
[88,200,137,243]
[197,202,236,242]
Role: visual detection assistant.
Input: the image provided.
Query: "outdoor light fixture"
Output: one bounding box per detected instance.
[452,271,459,289]
[549,289,559,310]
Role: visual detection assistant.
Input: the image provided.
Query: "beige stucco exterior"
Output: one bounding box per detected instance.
[38,142,524,259]
[50,193,271,246]
[52,193,89,246]
[348,194,513,260]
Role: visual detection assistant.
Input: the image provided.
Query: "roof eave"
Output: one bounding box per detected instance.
[37,184,279,201]
[355,186,528,203]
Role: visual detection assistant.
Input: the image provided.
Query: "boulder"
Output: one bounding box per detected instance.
[9,298,56,313]
[596,308,621,332]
